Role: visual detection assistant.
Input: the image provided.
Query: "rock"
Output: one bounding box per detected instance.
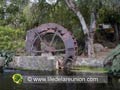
[55,56,64,70]
[75,57,104,67]
[94,43,104,52]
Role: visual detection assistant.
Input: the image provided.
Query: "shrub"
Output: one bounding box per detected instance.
[104,44,120,75]
[0,26,25,52]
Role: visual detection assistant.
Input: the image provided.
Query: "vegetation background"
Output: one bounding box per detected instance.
[0,0,120,55]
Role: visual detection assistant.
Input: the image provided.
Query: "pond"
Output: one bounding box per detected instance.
[0,69,120,90]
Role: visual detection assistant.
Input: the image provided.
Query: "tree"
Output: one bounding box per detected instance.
[0,0,29,28]
[98,0,120,44]
[65,0,120,57]
[65,0,96,57]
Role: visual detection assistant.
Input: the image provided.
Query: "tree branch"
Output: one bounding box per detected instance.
[65,0,89,35]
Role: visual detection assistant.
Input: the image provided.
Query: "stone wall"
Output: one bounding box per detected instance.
[0,56,57,71]
[75,57,105,67]
[0,56,105,71]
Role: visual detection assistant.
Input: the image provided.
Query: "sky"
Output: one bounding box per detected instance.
[30,0,39,3]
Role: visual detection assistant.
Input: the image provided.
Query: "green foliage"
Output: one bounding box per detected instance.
[104,44,120,75]
[76,0,120,25]
[98,8,120,24]
[0,0,120,29]
[0,51,15,67]
[23,0,80,31]
[0,26,25,52]
[76,0,100,24]
[0,0,29,28]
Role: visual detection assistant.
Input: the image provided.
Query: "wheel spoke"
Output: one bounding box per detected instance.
[32,31,51,48]
[34,31,49,47]
[31,33,49,52]
[50,31,57,46]
[31,36,39,51]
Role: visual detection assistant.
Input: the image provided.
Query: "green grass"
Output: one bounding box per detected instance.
[70,66,108,73]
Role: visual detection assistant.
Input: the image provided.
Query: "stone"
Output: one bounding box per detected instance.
[8,56,57,71]
[94,43,104,52]
[0,55,106,71]
[75,57,104,67]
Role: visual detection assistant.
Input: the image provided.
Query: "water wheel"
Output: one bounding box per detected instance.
[26,23,78,62]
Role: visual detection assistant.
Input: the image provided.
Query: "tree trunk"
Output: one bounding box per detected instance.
[65,0,95,57]
[114,23,119,44]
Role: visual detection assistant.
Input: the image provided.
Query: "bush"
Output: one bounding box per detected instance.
[104,44,120,75]
[0,26,25,52]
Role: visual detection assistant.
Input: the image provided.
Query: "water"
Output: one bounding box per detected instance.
[0,69,120,90]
